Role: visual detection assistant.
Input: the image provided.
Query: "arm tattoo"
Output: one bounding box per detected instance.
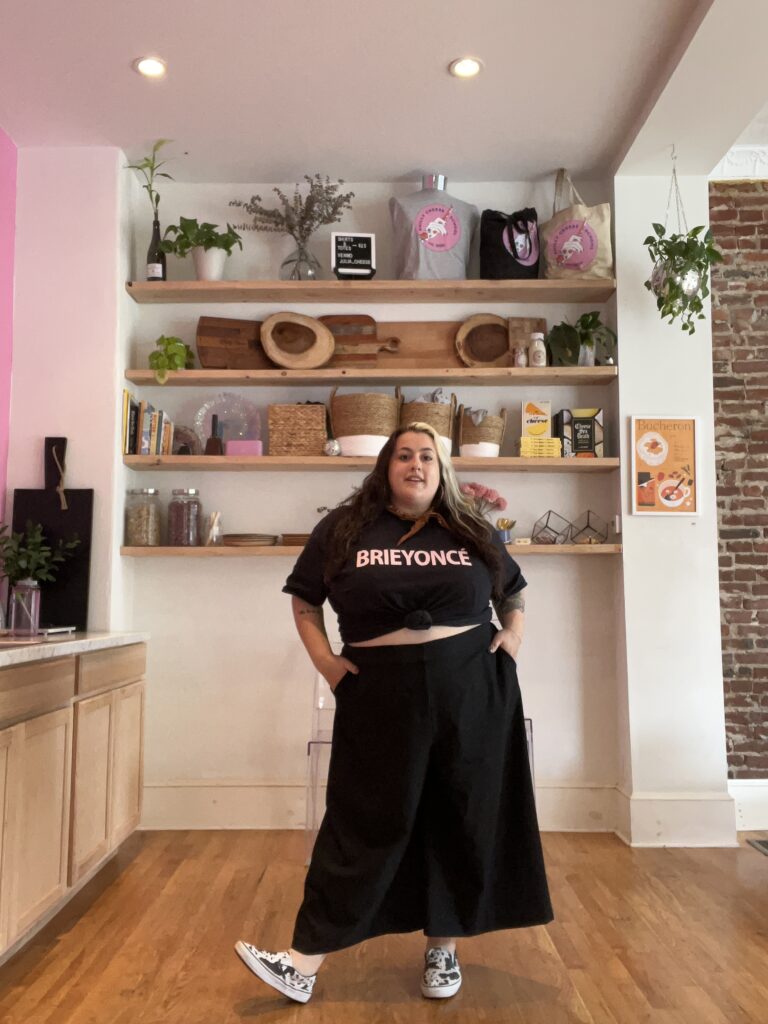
[496,592,525,615]
[298,606,327,636]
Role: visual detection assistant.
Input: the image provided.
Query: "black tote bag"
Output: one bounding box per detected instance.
[480,207,540,279]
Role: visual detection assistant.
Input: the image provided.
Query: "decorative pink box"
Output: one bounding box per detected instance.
[224,440,263,456]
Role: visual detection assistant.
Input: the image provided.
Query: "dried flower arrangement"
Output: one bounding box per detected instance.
[460,482,508,518]
[229,175,355,246]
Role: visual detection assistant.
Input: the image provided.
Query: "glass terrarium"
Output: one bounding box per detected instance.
[570,510,609,545]
[531,510,572,545]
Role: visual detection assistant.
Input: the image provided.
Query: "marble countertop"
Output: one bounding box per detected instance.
[0,631,149,669]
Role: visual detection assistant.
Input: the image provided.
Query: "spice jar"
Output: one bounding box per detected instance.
[168,488,203,546]
[528,331,547,367]
[125,488,161,546]
[512,344,528,368]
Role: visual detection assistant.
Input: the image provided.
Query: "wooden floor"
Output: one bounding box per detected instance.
[0,829,767,1024]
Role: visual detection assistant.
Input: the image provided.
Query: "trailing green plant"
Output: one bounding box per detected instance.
[229,174,355,246]
[148,334,195,384]
[125,139,174,217]
[643,223,723,334]
[546,311,617,366]
[160,217,243,258]
[0,521,79,587]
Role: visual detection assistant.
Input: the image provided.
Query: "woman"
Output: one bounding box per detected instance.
[236,422,553,1002]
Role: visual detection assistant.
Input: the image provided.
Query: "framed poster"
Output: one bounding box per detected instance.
[630,416,699,515]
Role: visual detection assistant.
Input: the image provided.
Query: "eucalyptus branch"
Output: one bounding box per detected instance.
[230,174,355,246]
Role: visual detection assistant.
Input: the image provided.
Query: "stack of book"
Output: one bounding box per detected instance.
[519,437,562,458]
[122,388,175,456]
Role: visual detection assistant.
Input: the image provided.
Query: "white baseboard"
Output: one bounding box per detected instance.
[141,779,738,846]
[727,779,768,830]
[613,786,738,847]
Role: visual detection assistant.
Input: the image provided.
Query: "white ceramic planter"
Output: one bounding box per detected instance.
[337,434,389,457]
[192,246,228,281]
[459,442,500,458]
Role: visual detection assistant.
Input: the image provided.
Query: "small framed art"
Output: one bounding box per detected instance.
[630,416,699,515]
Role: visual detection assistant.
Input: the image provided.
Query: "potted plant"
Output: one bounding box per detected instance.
[0,521,80,635]
[643,223,723,334]
[148,334,196,384]
[125,139,175,281]
[160,217,243,281]
[546,311,617,367]
[230,174,355,280]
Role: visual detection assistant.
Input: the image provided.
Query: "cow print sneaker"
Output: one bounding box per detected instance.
[234,942,317,1003]
[421,946,462,998]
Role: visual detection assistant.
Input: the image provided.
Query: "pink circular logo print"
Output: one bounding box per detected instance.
[415,204,461,252]
[548,219,598,270]
[502,222,539,267]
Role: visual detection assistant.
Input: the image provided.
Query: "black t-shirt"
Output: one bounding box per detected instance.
[283,508,527,643]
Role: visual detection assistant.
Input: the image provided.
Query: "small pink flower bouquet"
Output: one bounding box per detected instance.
[459,482,508,518]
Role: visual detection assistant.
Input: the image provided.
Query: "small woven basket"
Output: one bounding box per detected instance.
[457,406,508,447]
[400,392,457,442]
[330,387,402,439]
[268,403,327,456]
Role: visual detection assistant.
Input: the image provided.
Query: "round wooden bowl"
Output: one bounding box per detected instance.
[261,312,335,369]
[455,314,509,367]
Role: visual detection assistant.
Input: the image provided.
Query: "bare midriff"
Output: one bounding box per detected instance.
[348,623,481,647]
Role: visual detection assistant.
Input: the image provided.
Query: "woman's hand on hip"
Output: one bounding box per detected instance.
[489,627,522,661]
[318,654,359,691]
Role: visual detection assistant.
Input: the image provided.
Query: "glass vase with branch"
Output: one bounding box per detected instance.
[230,174,355,280]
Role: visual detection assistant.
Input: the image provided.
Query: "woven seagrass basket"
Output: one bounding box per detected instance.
[457,405,507,454]
[330,387,402,455]
[268,403,327,456]
[399,392,457,454]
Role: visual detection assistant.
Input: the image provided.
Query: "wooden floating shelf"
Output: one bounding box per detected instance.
[121,543,622,558]
[123,455,620,473]
[125,366,617,388]
[125,278,616,305]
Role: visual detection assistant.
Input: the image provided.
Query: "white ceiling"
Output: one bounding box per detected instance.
[0,0,707,183]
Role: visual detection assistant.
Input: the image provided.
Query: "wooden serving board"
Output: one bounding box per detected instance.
[196,316,271,369]
[320,315,400,367]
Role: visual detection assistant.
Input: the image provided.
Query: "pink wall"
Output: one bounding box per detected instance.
[0,126,16,522]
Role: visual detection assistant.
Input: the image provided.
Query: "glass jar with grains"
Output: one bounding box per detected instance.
[125,488,161,546]
[168,488,202,546]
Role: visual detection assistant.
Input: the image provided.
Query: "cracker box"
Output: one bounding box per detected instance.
[521,399,552,439]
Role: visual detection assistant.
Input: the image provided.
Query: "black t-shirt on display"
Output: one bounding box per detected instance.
[282,508,527,643]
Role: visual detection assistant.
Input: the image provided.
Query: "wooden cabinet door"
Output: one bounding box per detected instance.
[69,692,112,885]
[109,682,144,848]
[0,725,20,953]
[11,707,73,939]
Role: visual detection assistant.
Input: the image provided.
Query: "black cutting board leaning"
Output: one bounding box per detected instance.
[12,488,94,630]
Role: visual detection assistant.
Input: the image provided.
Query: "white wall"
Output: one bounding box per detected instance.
[613,174,735,846]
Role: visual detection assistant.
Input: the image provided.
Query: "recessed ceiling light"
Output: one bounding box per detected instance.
[132,57,167,79]
[448,57,483,79]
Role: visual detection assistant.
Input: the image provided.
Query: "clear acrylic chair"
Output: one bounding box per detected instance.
[304,642,340,865]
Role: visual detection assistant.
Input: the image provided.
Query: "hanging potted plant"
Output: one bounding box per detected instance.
[546,311,617,367]
[643,223,723,334]
[230,174,355,281]
[0,521,79,635]
[160,217,243,281]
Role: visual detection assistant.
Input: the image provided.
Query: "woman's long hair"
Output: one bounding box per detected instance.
[324,422,505,598]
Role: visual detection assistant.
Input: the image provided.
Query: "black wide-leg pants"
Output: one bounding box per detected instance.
[292,623,554,954]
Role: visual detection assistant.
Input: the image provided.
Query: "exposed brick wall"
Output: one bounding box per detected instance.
[709,180,768,779]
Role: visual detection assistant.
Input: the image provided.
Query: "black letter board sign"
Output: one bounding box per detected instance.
[332,232,376,279]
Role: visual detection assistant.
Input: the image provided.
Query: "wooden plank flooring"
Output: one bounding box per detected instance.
[0,830,766,1023]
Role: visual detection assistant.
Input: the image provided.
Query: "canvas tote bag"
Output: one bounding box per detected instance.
[540,169,613,279]
[479,207,539,279]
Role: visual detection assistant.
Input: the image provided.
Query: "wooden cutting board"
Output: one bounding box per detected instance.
[319,315,400,367]
[196,316,272,369]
